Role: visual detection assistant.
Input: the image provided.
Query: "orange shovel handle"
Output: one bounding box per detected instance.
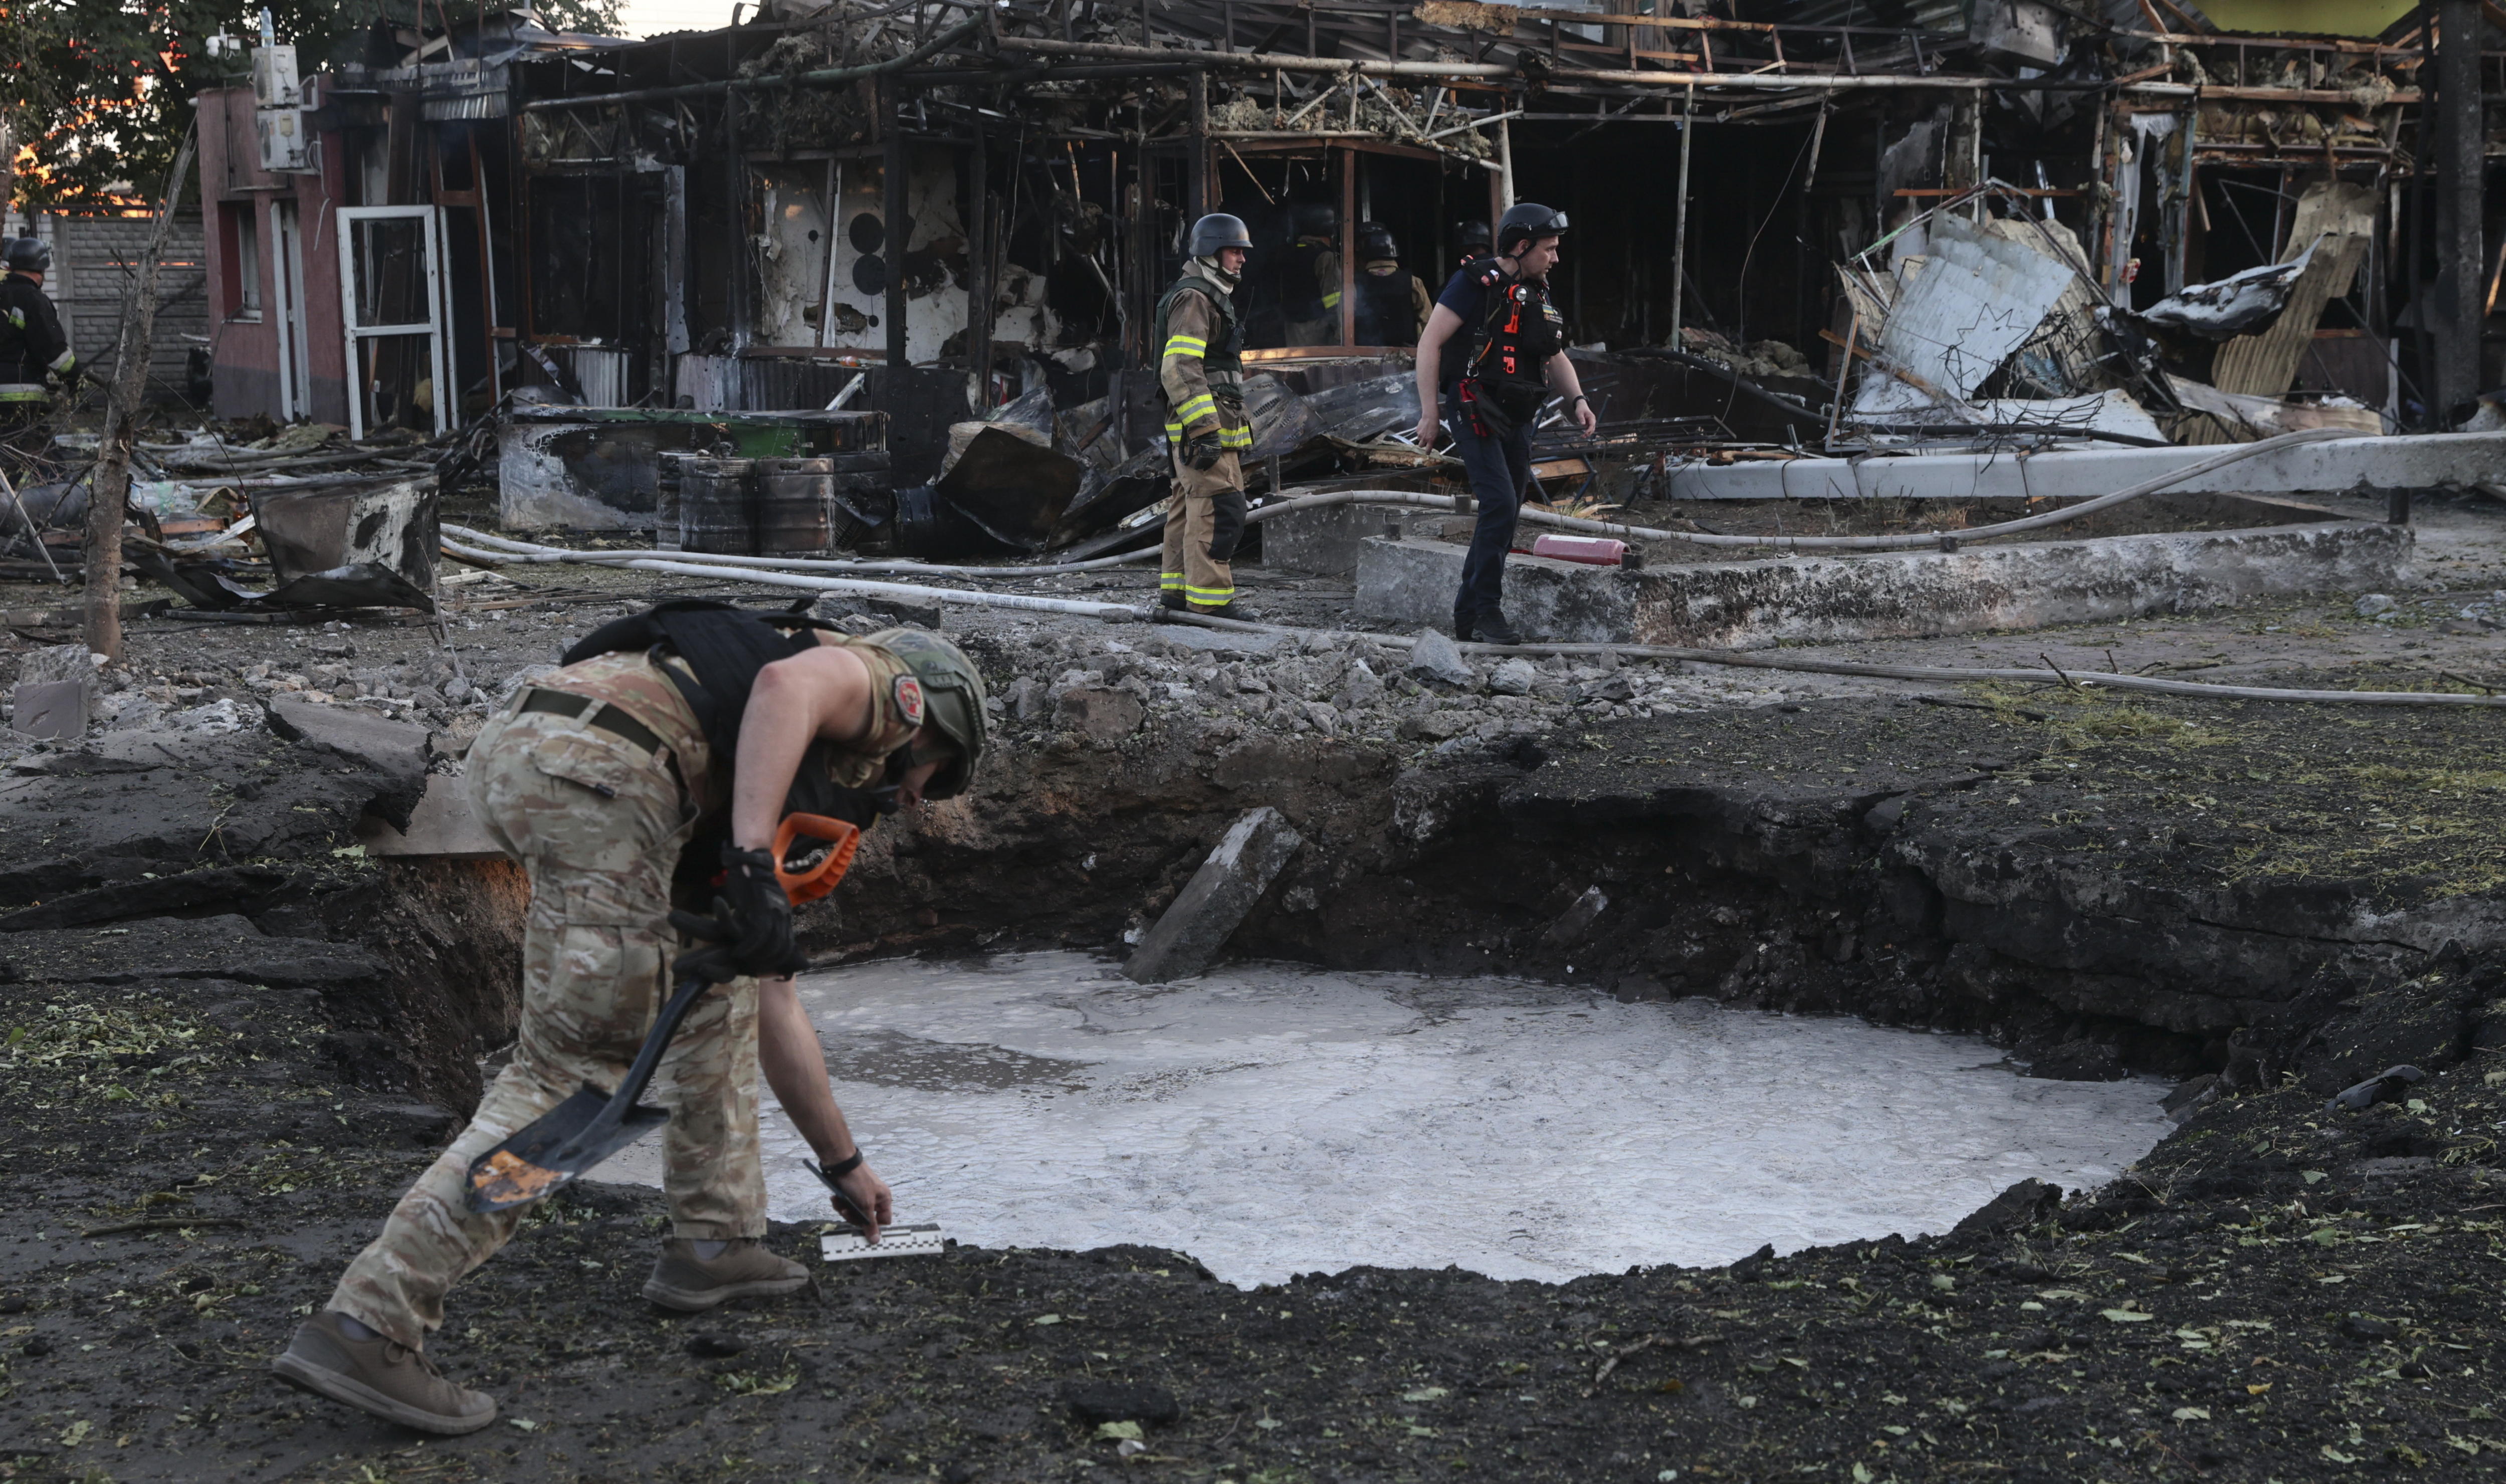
[772,814,864,905]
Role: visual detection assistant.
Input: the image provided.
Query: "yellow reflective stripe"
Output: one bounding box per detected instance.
[1163,336,1206,358]
[1162,419,1186,436]
[1159,572,1186,589]
[1218,427,1253,449]
[1186,586,1236,602]
[1173,394,1217,423]
[1321,291,1342,308]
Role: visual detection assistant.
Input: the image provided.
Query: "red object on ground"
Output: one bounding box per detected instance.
[1530,534,1629,566]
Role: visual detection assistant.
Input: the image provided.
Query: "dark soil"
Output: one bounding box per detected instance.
[3,587,2503,1483]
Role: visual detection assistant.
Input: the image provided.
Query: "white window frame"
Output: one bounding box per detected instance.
[335,204,451,438]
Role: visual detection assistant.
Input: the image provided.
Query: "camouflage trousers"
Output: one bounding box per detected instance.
[329,702,767,1349]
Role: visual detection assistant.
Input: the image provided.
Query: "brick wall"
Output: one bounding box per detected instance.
[42,213,211,404]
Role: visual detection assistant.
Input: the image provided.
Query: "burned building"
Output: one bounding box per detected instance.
[192,2,2480,539]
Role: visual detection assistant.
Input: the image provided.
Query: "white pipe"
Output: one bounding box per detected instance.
[444,523,1156,576]
[439,538,1146,620]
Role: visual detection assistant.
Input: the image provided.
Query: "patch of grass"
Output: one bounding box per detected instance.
[3,998,225,1077]
[1965,679,2506,903]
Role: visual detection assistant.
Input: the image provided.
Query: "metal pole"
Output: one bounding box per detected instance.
[1668,84,1693,351]
[1496,114,1515,210]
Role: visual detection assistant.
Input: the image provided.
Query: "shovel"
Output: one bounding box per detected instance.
[462,814,866,1215]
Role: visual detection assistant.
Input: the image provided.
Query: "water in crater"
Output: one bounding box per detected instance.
[597,951,2170,1287]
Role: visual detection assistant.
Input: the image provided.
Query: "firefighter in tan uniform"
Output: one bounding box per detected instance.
[273,601,988,1435]
[1158,213,1258,619]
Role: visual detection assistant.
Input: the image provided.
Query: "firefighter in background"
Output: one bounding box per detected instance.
[1,237,79,456]
[1352,223,1430,347]
[1280,202,1342,346]
[1155,214,1258,619]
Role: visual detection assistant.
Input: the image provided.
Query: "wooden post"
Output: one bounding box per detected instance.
[1667,85,1693,351]
[2435,0,2484,421]
[884,77,910,387]
[87,126,197,664]
[1339,145,1357,347]
[1188,68,1209,217]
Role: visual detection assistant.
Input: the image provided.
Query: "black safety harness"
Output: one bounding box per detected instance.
[561,600,902,898]
[1458,256,1565,438]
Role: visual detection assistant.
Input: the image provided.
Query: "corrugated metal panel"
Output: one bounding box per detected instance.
[1857,212,2075,408]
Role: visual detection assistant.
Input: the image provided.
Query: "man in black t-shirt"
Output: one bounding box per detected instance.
[1411,203,1595,646]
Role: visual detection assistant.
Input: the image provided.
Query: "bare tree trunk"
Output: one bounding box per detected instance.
[85,125,196,663]
[0,112,17,228]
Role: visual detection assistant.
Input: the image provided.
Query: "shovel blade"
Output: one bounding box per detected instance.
[463,1087,668,1213]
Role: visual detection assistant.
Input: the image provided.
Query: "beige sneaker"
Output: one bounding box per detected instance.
[643,1238,810,1312]
[271,1312,497,1435]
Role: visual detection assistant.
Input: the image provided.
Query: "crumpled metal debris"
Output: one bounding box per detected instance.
[2119,241,2317,341]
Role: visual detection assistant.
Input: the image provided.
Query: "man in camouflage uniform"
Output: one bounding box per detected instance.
[1158,213,1257,619]
[274,609,987,1434]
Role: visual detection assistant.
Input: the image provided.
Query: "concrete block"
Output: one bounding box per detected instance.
[19,644,100,684]
[1359,538,1637,645]
[1056,685,1145,742]
[1124,806,1305,983]
[354,773,507,860]
[1486,658,1537,696]
[12,680,90,740]
[813,590,944,631]
[1403,627,1475,688]
[1355,523,2411,648]
[1260,500,1412,576]
[1545,886,1608,947]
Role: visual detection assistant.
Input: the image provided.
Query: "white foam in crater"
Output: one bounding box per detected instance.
[596,951,2170,1287]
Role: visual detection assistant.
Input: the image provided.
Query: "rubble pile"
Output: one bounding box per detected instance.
[961,621,1850,755]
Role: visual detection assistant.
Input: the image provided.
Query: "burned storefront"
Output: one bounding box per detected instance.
[194,2,2483,556]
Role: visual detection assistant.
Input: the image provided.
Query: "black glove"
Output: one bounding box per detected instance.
[1182,433,1226,472]
[667,845,805,983]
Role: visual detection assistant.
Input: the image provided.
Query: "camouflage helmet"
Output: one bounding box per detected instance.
[868,626,987,799]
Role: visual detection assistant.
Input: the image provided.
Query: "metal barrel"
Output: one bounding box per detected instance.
[753,456,840,555]
[678,456,759,555]
[654,452,692,551]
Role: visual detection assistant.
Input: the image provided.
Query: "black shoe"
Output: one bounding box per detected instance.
[1468,610,1523,646]
[1160,590,1187,611]
[1191,600,1262,622]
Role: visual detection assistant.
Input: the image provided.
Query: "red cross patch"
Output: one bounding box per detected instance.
[892,674,926,727]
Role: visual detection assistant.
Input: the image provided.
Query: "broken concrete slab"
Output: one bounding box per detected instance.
[264,696,430,828]
[1356,522,2411,647]
[1661,429,2506,501]
[1404,627,1474,688]
[1123,806,1304,984]
[354,774,506,860]
[12,680,89,740]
